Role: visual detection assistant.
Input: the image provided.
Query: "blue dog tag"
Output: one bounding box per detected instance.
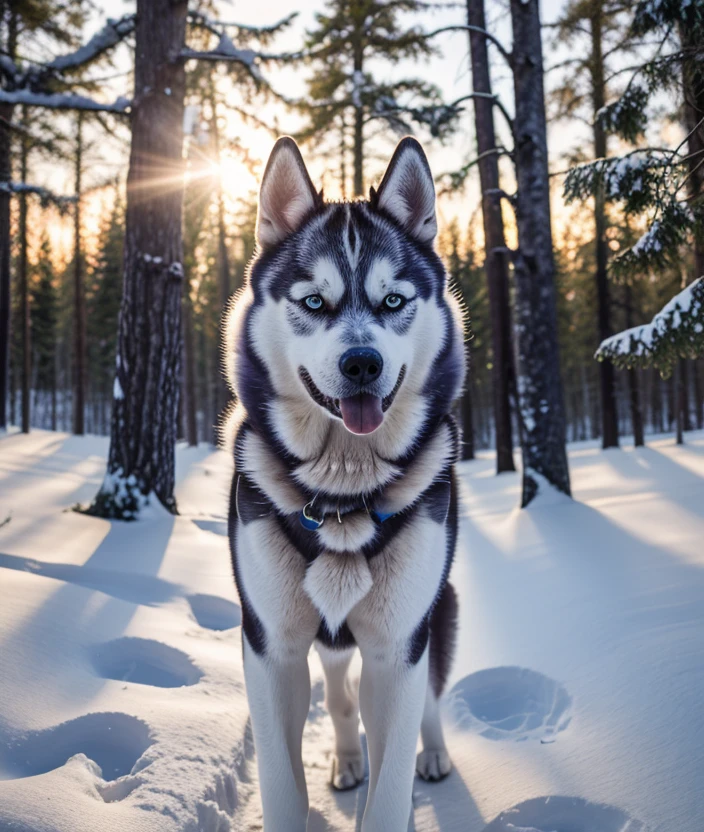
[300,501,324,530]
[300,511,323,530]
[371,510,394,524]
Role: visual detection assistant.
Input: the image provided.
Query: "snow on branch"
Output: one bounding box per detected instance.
[44,15,135,73]
[181,33,264,81]
[596,276,704,378]
[0,181,76,211]
[563,150,680,214]
[0,55,19,83]
[0,89,130,113]
[610,201,695,278]
[597,56,682,143]
[631,0,704,36]
[188,10,298,40]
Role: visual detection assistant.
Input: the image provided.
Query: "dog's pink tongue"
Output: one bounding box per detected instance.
[339,394,384,435]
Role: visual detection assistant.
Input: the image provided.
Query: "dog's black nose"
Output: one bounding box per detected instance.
[339,348,383,385]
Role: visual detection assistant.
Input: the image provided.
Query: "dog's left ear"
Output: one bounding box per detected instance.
[373,137,437,244]
[256,137,320,249]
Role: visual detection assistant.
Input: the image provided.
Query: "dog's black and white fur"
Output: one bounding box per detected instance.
[225,135,465,831]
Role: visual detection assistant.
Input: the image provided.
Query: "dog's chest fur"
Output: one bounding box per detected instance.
[233,414,458,636]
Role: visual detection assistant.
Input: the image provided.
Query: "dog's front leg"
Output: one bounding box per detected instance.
[358,645,429,832]
[244,638,311,831]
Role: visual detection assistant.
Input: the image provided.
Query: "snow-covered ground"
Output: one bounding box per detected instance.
[1,429,704,832]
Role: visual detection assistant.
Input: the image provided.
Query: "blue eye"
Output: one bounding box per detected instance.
[383,294,405,311]
[304,295,324,310]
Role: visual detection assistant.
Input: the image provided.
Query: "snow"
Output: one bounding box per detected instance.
[0,89,130,113]
[2,430,704,830]
[45,15,135,73]
[352,70,365,108]
[0,182,75,209]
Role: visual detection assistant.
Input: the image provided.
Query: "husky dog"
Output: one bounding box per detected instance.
[226,135,465,831]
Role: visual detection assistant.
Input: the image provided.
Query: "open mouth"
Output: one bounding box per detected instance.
[298,365,406,435]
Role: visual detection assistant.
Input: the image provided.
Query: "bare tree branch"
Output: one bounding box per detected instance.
[454,92,514,135]
[426,24,512,65]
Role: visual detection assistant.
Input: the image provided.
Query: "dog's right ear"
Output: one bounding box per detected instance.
[256,137,319,249]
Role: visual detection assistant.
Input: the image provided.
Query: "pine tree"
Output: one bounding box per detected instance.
[564,0,704,440]
[0,0,94,429]
[563,0,704,279]
[466,0,516,473]
[302,0,458,196]
[552,0,637,449]
[510,0,572,504]
[30,234,59,430]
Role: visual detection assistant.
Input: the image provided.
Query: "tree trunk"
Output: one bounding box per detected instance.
[624,284,644,446]
[73,112,86,435]
[694,359,703,429]
[509,0,571,505]
[675,360,684,445]
[340,111,347,200]
[352,32,364,197]
[0,12,17,430]
[51,351,57,432]
[182,282,198,446]
[666,373,675,430]
[590,4,619,449]
[0,101,13,430]
[91,0,187,518]
[19,107,29,433]
[466,0,515,473]
[650,368,662,433]
[681,358,692,432]
[680,20,704,279]
[209,88,231,430]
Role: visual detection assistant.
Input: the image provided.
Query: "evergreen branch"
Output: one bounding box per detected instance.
[563,150,684,214]
[610,200,696,278]
[0,89,131,113]
[187,12,304,61]
[596,276,704,378]
[0,181,76,210]
[366,96,460,138]
[596,30,674,141]
[426,24,512,65]
[675,152,704,199]
[0,55,19,83]
[43,15,136,73]
[188,11,298,39]
[436,146,513,194]
[632,0,704,37]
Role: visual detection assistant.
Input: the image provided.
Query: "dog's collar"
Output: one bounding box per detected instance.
[299,499,394,531]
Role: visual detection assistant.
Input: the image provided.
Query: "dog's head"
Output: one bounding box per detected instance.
[227,136,465,458]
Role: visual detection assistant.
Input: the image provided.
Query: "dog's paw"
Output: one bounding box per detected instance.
[330,749,365,791]
[416,748,452,782]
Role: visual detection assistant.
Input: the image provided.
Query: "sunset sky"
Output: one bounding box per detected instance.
[31,0,658,265]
